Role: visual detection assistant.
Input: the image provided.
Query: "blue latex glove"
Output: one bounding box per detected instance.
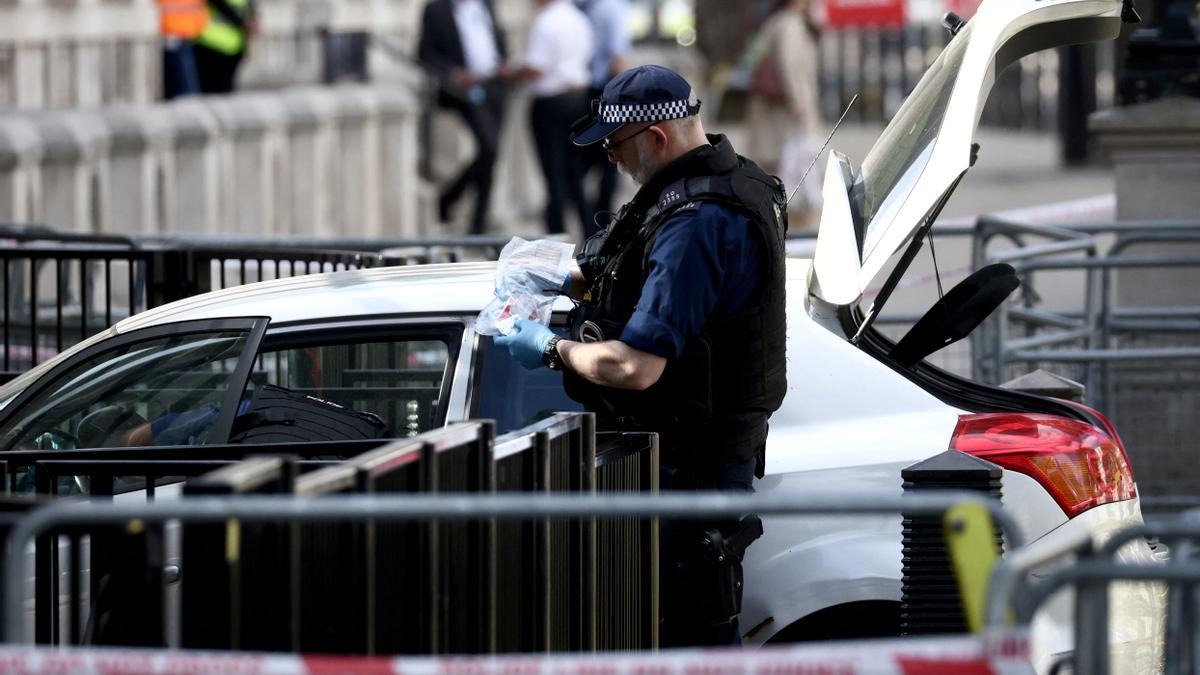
[495,319,555,370]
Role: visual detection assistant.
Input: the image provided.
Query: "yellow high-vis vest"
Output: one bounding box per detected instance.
[195,0,251,55]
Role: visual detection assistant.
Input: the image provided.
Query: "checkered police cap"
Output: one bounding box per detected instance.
[597,96,701,125]
[571,65,703,147]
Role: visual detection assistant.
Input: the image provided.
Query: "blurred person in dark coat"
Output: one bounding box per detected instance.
[419,0,509,234]
[578,0,631,233]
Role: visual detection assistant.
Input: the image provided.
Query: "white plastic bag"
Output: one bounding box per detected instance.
[475,237,576,336]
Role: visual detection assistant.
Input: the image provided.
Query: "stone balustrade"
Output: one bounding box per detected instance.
[0,0,159,110]
[0,0,575,239]
[0,84,426,237]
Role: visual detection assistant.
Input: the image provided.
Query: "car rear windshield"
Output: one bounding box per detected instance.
[851,24,973,241]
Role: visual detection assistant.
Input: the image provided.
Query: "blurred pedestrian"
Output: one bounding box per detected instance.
[504,0,595,237]
[745,0,823,229]
[578,0,631,233]
[419,0,509,235]
[158,0,208,99]
[192,0,257,94]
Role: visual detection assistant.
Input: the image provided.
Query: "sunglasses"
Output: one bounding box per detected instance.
[602,124,655,153]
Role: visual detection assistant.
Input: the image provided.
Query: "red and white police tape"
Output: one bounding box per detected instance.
[0,631,1033,675]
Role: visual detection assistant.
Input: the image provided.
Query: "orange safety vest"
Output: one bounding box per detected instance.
[158,0,210,40]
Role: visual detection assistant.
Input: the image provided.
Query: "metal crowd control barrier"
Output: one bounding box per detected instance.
[0,443,380,646]
[0,222,521,383]
[181,456,303,651]
[6,413,665,655]
[593,432,660,651]
[0,244,154,378]
[293,436,433,654]
[982,513,1200,675]
[30,457,336,647]
[970,216,1200,404]
[0,226,385,381]
[3,490,1023,649]
[0,440,385,495]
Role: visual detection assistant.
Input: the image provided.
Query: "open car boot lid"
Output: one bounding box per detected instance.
[810,0,1129,314]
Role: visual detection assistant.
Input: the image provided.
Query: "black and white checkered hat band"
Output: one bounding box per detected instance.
[600,94,698,124]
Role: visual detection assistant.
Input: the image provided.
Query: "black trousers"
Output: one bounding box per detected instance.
[441,80,507,235]
[193,43,244,95]
[659,456,759,647]
[530,92,593,236]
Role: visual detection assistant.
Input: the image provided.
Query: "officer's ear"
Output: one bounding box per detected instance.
[647,124,669,151]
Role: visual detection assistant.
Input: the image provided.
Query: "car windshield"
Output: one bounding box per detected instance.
[0,330,253,452]
[0,329,116,408]
[850,24,973,248]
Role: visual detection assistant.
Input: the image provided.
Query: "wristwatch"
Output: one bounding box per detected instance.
[542,336,564,371]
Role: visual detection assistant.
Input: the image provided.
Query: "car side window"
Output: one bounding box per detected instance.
[0,331,252,451]
[246,338,452,437]
[474,334,582,434]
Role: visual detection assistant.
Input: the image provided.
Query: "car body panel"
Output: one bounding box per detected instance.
[1025,498,1165,673]
[770,260,965,476]
[115,263,500,332]
[741,466,907,645]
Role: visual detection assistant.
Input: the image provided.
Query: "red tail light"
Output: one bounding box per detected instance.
[949,413,1137,518]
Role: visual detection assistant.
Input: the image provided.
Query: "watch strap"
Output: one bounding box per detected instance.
[542,336,564,370]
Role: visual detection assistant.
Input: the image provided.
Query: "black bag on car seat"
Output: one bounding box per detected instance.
[229,384,391,444]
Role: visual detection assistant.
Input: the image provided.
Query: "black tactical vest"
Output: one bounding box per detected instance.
[565,135,789,469]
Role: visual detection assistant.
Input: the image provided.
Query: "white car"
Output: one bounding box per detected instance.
[0,0,1162,670]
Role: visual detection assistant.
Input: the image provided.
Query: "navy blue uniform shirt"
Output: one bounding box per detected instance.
[620,202,761,359]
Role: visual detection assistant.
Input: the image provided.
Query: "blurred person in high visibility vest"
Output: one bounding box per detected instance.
[193,0,258,94]
[158,0,208,99]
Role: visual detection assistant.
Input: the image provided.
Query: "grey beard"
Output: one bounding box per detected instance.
[621,142,662,186]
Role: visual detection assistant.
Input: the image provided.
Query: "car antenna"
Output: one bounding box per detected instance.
[787,93,859,209]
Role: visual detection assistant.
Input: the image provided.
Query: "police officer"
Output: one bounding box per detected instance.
[496,65,788,646]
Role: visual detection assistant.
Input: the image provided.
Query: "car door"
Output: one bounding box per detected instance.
[469,318,583,435]
[0,318,269,453]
